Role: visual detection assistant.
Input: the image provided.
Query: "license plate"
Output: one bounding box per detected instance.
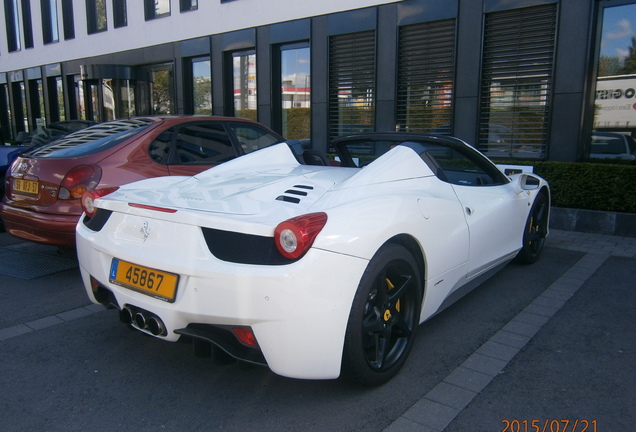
[13,179,39,195]
[109,258,179,302]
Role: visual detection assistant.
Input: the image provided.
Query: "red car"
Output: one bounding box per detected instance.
[1,116,285,247]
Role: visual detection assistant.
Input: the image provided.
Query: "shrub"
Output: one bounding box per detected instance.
[496,160,636,213]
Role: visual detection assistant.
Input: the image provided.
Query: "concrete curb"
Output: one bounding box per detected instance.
[550,207,636,237]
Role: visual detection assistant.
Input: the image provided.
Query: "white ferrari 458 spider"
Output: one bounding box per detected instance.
[76,133,550,385]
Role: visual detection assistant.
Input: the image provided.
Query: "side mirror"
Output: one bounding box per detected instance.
[515,173,541,193]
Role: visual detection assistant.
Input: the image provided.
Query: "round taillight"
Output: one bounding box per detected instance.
[274,212,328,260]
[81,187,119,218]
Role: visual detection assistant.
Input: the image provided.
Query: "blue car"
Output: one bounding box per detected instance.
[1,145,28,190]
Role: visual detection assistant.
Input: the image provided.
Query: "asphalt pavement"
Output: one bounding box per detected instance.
[385,230,636,432]
[0,229,634,431]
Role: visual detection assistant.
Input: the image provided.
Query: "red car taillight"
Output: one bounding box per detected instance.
[59,165,102,200]
[81,187,119,218]
[274,212,328,260]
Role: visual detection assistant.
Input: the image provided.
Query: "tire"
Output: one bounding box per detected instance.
[515,191,549,264]
[341,243,422,386]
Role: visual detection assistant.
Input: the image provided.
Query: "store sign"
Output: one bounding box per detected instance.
[594,76,636,128]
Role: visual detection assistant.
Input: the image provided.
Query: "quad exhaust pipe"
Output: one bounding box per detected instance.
[147,316,165,336]
[120,306,134,325]
[120,306,166,336]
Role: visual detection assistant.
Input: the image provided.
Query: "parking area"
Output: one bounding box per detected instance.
[0,229,634,432]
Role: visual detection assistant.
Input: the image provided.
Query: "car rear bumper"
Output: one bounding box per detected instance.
[76,220,369,380]
[0,202,79,247]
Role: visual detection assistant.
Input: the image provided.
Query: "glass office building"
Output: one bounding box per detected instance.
[1,0,634,161]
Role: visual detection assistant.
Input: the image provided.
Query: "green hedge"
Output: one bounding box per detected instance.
[496,160,636,214]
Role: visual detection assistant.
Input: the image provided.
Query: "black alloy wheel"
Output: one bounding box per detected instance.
[515,191,549,264]
[342,243,422,386]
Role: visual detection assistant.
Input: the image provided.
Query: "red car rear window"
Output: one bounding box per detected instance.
[27,119,153,158]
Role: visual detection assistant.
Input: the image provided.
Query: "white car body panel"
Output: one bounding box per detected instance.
[451,183,530,277]
[76,139,549,380]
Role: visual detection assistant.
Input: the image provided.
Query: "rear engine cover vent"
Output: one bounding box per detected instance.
[275,184,314,204]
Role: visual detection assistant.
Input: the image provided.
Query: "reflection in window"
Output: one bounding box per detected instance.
[102,79,115,121]
[156,0,170,15]
[29,79,46,126]
[40,0,60,44]
[56,77,66,120]
[76,78,135,121]
[145,0,170,20]
[86,0,107,34]
[233,51,257,120]
[14,81,29,132]
[595,3,636,133]
[281,45,310,139]
[47,76,66,122]
[4,0,21,52]
[1,84,14,141]
[173,123,235,164]
[149,130,173,163]
[89,82,101,123]
[41,0,59,44]
[229,124,282,153]
[20,82,28,131]
[2,0,35,50]
[192,58,212,114]
[152,69,173,114]
[74,75,86,120]
[180,0,198,12]
[119,80,135,117]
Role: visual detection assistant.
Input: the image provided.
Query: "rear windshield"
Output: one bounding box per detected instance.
[27,119,153,158]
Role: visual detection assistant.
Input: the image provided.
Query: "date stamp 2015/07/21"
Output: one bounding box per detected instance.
[501,420,597,432]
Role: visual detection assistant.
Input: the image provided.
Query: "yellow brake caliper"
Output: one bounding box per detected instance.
[384,278,400,322]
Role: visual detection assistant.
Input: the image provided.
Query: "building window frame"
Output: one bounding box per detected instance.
[0,82,13,142]
[328,30,377,139]
[47,75,66,122]
[113,0,127,28]
[4,0,22,52]
[21,0,34,48]
[86,0,107,34]
[228,49,257,120]
[274,41,311,139]
[28,78,46,128]
[397,19,456,134]
[479,3,557,160]
[41,0,59,44]
[180,0,198,12]
[185,56,212,115]
[61,0,74,40]
[145,0,171,21]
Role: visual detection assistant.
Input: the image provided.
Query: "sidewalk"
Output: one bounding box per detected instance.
[384,229,636,431]
[546,229,636,258]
